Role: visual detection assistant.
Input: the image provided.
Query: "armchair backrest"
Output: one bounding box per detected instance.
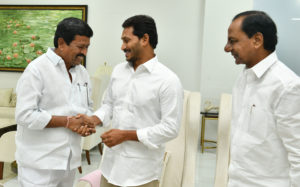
[214,93,232,187]
[160,91,201,187]
[0,131,16,162]
[90,64,112,111]
[182,91,201,187]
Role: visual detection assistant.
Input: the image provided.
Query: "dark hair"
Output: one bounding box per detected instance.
[54,17,93,48]
[122,15,158,49]
[233,10,277,52]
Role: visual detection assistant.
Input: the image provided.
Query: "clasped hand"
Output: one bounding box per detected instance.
[67,114,97,137]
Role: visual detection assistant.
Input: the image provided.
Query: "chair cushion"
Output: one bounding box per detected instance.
[78,169,102,187]
[0,107,16,119]
[0,88,13,107]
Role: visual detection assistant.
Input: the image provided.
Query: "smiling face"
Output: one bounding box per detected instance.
[59,35,90,68]
[121,27,143,67]
[224,17,257,68]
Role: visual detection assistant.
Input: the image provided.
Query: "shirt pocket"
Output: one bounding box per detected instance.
[248,105,272,142]
[231,105,275,175]
[76,83,89,107]
[231,104,273,156]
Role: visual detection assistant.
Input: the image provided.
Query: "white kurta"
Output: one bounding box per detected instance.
[94,56,183,186]
[228,52,300,187]
[15,48,93,170]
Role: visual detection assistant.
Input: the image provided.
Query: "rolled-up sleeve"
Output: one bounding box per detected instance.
[15,67,52,130]
[275,82,300,186]
[137,77,183,149]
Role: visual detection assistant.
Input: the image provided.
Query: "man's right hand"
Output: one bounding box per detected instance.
[75,114,102,128]
[67,116,95,136]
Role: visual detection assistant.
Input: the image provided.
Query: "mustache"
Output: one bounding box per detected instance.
[76,54,85,58]
[123,49,130,53]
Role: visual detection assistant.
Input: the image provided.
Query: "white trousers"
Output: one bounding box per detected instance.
[18,166,76,187]
[18,151,76,187]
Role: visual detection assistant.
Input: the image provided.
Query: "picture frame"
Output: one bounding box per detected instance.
[0,5,88,72]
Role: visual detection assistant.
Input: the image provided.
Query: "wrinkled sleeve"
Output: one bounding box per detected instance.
[275,82,300,186]
[137,77,183,149]
[93,78,113,127]
[15,67,51,130]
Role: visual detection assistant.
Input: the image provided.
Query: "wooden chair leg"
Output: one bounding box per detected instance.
[0,162,3,180]
[98,142,103,155]
[85,150,91,165]
[78,166,82,174]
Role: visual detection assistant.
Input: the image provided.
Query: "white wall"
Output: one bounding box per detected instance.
[0,0,253,121]
[200,0,253,140]
[254,0,300,75]
[0,0,204,92]
[200,0,253,107]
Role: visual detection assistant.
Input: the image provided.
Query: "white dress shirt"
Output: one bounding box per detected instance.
[94,56,183,186]
[15,48,93,170]
[228,52,300,187]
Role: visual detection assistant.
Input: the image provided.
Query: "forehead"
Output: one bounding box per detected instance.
[228,17,245,36]
[121,27,135,38]
[72,35,90,44]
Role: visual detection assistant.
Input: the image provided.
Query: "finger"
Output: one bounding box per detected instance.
[106,142,114,148]
[85,131,90,136]
[75,114,81,119]
[89,128,96,134]
[103,142,111,147]
[101,133,108,139]
[81,126,88,136]
[77,126,84,134]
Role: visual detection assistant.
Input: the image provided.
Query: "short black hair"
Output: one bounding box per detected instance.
[233,10,277,52]
[122,15,158,49]
[54,17,93,48]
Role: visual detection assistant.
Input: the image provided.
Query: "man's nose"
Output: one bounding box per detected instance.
[224,43,231,52]
[81,48,87,56]
[121,43,126,51]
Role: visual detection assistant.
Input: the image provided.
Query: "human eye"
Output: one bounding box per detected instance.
[229,38,237,44]
[77,45,88,50]
[122,37,130,43]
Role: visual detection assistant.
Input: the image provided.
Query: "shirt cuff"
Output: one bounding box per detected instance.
[137,128,159,149]
[28,110,52,129]
[93,110,106,126]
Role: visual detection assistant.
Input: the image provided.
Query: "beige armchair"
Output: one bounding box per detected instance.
[160,91,201,187]
[214,93,232,187]
[76,90,201,187]
[81,64,112,166]
[0,88,16,123]
[0,131,17,181]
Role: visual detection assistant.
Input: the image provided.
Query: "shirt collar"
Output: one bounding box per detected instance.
[45,48,64,66]
[141,56,158,73]
[250,52,277,79]
[127,55,158,73]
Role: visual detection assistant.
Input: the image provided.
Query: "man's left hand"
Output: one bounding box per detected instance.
[101,129,126,147]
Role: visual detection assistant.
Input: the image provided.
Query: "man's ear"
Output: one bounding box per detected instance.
[252,32,264,49]
[57,38,66,51]
[140,33,150,47]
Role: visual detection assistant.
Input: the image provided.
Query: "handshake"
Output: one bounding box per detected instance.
[65,114,102,137]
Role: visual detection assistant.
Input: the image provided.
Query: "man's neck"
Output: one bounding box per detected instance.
[133,52,155,70]
[54,48,71,70]
[247,50,272,69]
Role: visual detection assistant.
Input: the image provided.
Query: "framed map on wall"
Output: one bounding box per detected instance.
[0,5,87,72]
